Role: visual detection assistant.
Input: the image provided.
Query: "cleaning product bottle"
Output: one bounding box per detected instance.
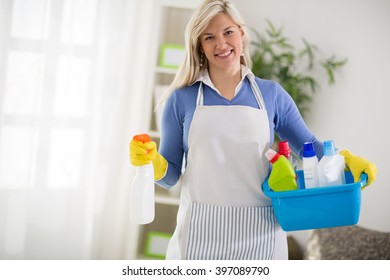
[130,134,155,224]
[278,140,301,188]
[302,142,319,189]
[278,140,298,170]
[317,140,346,187]
[265,148,298,192]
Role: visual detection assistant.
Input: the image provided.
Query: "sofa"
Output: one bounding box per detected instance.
[299,225,390,260]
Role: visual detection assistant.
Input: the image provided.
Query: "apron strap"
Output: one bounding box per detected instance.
[248,77,266,110]
[196,82,204,106]
[196,78,266,110]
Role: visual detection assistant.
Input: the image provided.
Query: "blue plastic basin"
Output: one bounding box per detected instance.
[262,170,367,231]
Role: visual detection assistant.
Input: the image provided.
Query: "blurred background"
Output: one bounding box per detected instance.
[0,0,389,260]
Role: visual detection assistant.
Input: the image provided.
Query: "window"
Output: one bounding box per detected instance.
[0,0,138,259]
[0,0,98,189]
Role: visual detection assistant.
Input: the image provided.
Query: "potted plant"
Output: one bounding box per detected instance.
[250,19,347,117]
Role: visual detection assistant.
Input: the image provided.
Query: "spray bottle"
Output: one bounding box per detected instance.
[265,148,298,192]
[130,134,155,224]
[278,140,299,171]
[317,140,346,187]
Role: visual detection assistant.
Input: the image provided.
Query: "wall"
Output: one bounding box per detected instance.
[147,0,390,251]
[235,0,390,248]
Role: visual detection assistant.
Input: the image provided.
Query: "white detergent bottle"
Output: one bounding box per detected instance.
[302,142,319,188]
[130,134,155,224]
[317,140,346,187]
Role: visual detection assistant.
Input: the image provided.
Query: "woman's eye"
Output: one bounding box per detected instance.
[225,30,233,35]
[204,36,213,41]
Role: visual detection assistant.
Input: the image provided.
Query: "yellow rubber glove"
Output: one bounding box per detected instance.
[340,150,377,187]
[129,134,168,181]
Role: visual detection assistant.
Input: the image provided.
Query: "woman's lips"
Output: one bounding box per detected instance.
[215,49,233,57]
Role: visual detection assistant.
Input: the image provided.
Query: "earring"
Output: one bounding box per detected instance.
[200,53,204,67]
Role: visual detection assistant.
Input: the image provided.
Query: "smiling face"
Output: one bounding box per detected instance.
[200,12,243,74]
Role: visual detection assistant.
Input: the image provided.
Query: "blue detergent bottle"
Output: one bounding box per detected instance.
[302,142,319,188]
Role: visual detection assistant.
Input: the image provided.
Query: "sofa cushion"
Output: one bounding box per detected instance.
[304,225,390,260]
[288,236,304,260]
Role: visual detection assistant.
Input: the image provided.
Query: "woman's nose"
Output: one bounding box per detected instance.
[215,36,228,49]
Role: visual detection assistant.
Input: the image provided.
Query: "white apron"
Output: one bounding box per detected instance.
[166,79,287,260]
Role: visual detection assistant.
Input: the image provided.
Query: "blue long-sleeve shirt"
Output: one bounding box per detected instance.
[157,76,323,189]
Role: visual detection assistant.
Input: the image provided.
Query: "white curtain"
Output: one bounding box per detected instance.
[0,0,141,259]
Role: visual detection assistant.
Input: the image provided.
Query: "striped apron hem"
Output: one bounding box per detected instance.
[185,202,276,260]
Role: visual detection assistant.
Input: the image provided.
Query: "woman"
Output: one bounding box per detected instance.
[130,0,376,260]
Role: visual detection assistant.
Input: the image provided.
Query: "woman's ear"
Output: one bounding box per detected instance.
[239,25,244,37]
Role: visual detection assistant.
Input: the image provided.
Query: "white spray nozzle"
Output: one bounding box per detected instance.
[265,149,277,162]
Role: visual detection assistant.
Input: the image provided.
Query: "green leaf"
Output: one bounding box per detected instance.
[250,19,347,118]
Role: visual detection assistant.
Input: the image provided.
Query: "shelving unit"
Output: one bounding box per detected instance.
[130,1,195,260]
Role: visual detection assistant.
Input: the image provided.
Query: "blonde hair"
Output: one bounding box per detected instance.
[157,0,251,107]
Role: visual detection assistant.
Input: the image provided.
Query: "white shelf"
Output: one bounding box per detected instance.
[130,3,193,260]
[149,130,160,139]
[155,66,177,75]
[155,193,180,206]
